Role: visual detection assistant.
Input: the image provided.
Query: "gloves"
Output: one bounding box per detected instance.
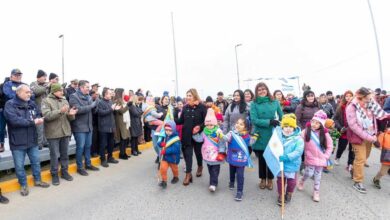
[373,141,381,149]
[216,153,226,161]
[160,142,166,148]
[279,155,288,162]
[269,119,280,127]
[160,149,166,155]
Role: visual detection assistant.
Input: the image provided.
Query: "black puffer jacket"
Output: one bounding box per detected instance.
[174,103,207,146]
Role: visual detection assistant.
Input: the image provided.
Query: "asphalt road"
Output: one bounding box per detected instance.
[1,147,389,220]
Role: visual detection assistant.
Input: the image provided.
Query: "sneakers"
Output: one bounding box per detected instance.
[334,158,340,166]
[159,181,167,189]
[0,189,9,204]
[353,182,367,194]
[313,191,320,202]
[209,185,216,192]
[277,196,282,206]
[229,182,234,190]
[297,178,304,191]
[77,169,89,176]
[86,165,100,171]
[34,181,50,188]
[235,191,243,201]
[61,172,73,181]
[107,157,119,164]
[52,175,60,186]
[373,178,381,189]
[171,177,179,184]
[20,186,29,196]
[101,161,109,168]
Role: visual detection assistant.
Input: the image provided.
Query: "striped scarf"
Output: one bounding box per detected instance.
[354,99,385,131]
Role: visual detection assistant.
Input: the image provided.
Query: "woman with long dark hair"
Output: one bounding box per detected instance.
[223,90,248,134]
[174,88,207,186]
[295,90,320,129]
[113,88,131,159]
[250,82,283,190]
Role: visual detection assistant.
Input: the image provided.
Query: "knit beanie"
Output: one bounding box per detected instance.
[50,83,63,94]
[49,73,58,81]
[204,108,217,126]
[206,96,213,103]
[325,119,335,129]
[281,114,297,128]
[312,110,328,127]
[37,70,47,78]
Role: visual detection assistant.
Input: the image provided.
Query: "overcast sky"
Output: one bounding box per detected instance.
[0,0,389,99]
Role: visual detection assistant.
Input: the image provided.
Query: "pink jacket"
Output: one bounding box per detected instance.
[346,99,377,144]
[302,130,333,167]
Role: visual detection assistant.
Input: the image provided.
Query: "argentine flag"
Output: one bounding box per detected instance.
[263,128,284,176]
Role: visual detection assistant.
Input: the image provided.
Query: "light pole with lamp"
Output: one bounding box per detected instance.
[235,44,242,89]
[59,34,65,83]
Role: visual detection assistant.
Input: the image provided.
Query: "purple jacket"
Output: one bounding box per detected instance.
[346,99,376,144]
[295,104,320,129]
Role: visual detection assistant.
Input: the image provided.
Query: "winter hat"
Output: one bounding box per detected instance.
[50,83,62,94]
[124,95,130,102]
[303,90,315,99]
[49,73,58,81]
[204,108,217,126]
[325,119,335,129]
[37,70,47,78]
[312,110,328,127]
[205,96,213,103]
[163,91,169,97]
[281,114,297,128]
[216,113,223,122]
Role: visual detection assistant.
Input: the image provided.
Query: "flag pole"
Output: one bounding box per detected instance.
[281,170,285,219]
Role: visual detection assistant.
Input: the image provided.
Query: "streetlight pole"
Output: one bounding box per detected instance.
[367,0,383,89]
[59,34,65,83]
[235,44,242,89]
[171,12,179,97]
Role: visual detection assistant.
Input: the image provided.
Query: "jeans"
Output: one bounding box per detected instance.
[11,146,42,187]
[207,164,220,186]
[0,109,6,144]
[48,137,70,175]
[73,132,92,169]
[230,165,245,192]
[99,132,114,161]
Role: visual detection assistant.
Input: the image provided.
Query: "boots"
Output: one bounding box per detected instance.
[196,166,203,177]
[0,188,9,204]
[266,179,273,190]
[259,179,266,189]
[0,143,4,153]
[183,173,193,186]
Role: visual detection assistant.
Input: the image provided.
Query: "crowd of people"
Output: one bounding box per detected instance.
[0,68,389,205]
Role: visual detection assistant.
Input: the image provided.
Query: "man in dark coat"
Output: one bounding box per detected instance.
[4,84,50,196]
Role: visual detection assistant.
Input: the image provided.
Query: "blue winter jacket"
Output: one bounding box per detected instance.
[275,126,304,173]
[158,121,181,164]
[3,96,39,150]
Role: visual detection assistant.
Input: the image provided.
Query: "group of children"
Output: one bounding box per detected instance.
[155,108,344,204]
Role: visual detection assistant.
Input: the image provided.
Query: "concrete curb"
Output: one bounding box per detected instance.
[0,142,153,193]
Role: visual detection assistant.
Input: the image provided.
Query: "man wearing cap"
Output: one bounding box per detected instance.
[66,79,78,101]
[2,69,25,101]
[4,85,50,196]
[215,91,229,115]
[30,70,50,150]
[41,83,78,185]
[69,80,100,176]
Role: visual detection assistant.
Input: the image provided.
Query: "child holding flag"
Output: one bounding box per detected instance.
[219,117,253,201]
[157,121,181,189]
[298,110,333,202]
[275,114,304,206]
[199,108,226,192]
